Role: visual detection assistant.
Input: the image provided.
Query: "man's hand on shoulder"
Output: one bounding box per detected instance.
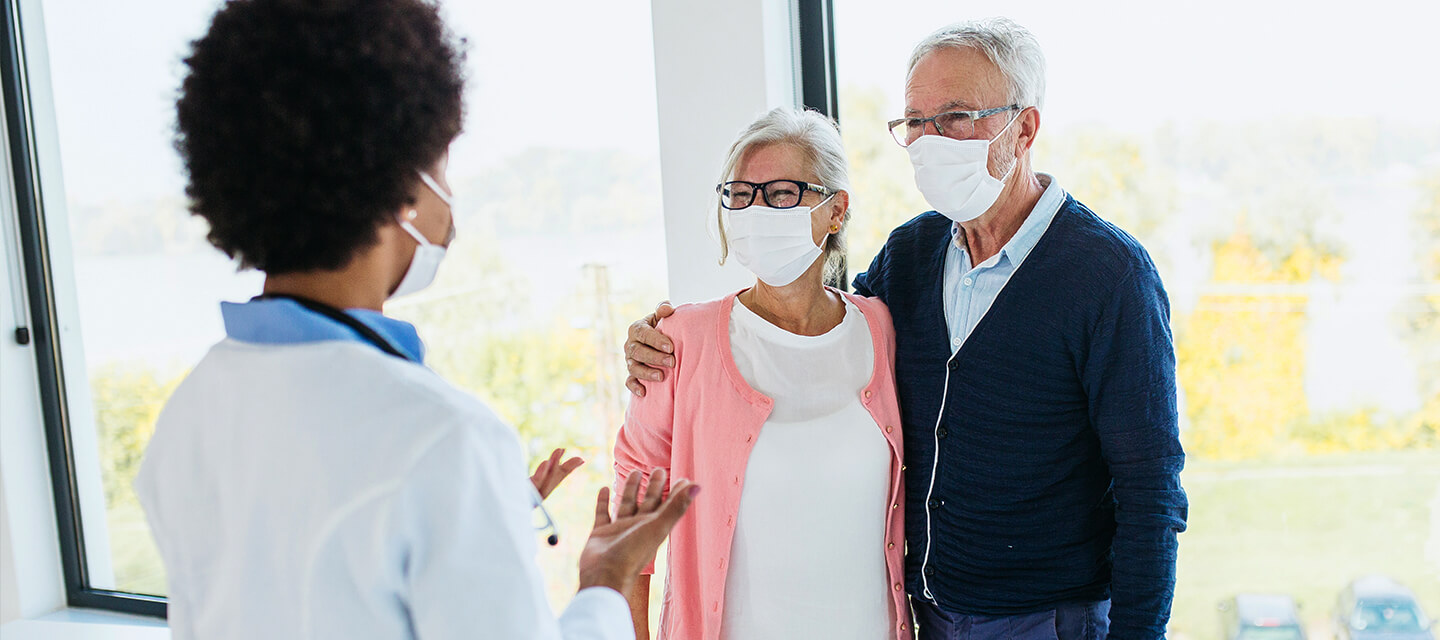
[624,301,676,397]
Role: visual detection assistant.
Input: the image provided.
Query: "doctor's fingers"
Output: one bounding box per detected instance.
[638,480,698,536]
[617,472,645,518]
[593,487,613,527]
[638,469,669,513]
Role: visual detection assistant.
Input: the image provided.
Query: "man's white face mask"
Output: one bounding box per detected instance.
[906,110,1021,223]
[391,170,454,299]
[724,194,835,288]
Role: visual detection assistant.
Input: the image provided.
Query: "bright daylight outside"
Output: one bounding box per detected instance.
[833,0,1440,638]
[22,0,1440,635]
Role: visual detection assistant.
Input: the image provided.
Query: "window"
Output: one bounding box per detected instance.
[822,0,1440,635]
[6,0,667,616]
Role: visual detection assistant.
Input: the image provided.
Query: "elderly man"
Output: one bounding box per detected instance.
[625,17,1187,640]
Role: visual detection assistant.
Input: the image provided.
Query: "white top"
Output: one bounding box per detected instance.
[134,339,632,640]
[720,297,893,640]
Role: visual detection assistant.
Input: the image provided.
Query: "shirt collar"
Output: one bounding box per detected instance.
[951,173,1065,269]
[221,298,426,363]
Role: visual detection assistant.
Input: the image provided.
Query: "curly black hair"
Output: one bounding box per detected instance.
[176,0,465,273]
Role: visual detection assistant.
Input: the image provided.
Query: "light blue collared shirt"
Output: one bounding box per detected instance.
[943,173,1065,352]
[220,298,426,363]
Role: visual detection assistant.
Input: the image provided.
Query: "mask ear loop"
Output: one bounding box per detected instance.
[991,109,1026,184]
[398,210,435,247]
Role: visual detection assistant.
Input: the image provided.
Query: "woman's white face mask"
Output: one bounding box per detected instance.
[906,111,1020,223]
[724,194,834,288]
[390,170,454,299]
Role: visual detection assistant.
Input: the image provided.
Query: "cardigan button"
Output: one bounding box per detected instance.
[893,582,902,591]
[888,542,895,550]
[864,390,873,400]
[948,359,959,371]
[885,425,893,433]
[892,503,899,509]
[924,566,936,577]
[937,427,948,439]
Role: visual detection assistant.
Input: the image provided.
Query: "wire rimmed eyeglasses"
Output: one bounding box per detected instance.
[887,104,1021,147]
[716,179,834,210]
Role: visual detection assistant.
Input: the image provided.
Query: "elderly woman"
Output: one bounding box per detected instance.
[133,1,693,638]
[613,108,909,640]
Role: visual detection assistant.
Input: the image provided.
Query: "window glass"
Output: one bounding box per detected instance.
[31,0,666,609]
[833,2,1440,636]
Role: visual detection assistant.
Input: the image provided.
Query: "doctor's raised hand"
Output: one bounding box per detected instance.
[581,469,697,595]
[531,447,585,500]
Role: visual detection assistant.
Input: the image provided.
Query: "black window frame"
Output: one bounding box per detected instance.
[1,0,167,618]
[796,0,838,121]
[795,0,844,289]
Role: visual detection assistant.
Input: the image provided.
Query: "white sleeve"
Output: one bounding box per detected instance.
[390,423,633,640]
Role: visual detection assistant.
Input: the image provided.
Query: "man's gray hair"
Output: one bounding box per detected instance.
[907,17,1046,112]
[715,107,851,286]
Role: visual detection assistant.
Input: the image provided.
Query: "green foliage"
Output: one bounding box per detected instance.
[839,85,931,272]
[91,365,177,507]
[89,364,179,594]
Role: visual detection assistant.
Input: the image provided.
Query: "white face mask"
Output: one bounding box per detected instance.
[390,170,454,299]
[906,111,1020,223]
[724,195,833,288]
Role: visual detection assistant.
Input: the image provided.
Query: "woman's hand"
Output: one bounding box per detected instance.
[530,448,585,501]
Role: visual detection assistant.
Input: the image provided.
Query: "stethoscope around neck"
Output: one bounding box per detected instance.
[256,293,562,546]
[256,293,411,361]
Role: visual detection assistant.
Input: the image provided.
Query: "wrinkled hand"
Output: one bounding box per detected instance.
[530,448,585,501]
[624,301,677,397]
[578,469,697,595]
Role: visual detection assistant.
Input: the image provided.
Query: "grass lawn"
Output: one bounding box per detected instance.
[1170,450,1440,640]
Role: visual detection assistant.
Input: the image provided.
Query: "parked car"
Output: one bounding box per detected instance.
[1221,593,1308,640]
[1333,575,1435,640]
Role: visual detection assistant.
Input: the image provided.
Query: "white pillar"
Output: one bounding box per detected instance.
[649,0,800,304]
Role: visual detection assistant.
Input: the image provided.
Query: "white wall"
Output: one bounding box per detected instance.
[651,0,803,304]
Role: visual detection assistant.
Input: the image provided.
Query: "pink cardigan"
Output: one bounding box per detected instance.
[613,289,911,640]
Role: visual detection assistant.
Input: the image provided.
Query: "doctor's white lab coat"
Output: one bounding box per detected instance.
[134,338,632,640]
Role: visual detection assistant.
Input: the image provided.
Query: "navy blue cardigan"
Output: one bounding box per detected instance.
[853,196,1188,640]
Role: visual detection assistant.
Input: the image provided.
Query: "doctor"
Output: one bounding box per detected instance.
[134,0,694,638]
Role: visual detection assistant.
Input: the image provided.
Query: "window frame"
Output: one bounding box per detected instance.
[1,0,167,618]
[795,0,845,289]
[796,0,838,120]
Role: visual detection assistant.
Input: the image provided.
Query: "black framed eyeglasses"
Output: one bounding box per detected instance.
[887,104,1021,147]
[716,179,834,210]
